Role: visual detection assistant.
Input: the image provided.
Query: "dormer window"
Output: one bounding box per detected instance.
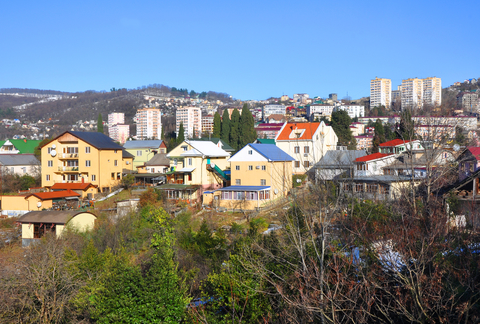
[182,146,188,151]
[248,150,253,155]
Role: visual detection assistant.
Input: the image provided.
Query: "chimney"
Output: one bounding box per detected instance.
[24,139,27,143]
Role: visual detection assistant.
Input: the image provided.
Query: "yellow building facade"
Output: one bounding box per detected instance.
[41,131,130,193]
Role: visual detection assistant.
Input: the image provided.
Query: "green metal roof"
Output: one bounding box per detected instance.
[256,138,276,145]
[3,139,42,154]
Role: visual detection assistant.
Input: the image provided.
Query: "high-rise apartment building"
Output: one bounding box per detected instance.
[108,112,125,126]
[370,77,392,108]
[422,77,442,107]
[201,115,214,135]
[135,107,162,140]
[176,107,202,138]
[401,77,442,110]
[109,124,130,144]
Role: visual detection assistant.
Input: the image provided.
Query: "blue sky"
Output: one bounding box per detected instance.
[1,0,478,100]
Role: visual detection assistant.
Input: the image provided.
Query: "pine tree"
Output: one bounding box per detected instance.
[97,113,104,133]
[330,110,353,147]
[213,112,221,138]
[177,122,185,144]
[239,104,257,148]
[220,110,230,144]
[229,109,241,150]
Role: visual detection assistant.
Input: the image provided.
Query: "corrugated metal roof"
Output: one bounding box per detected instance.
[315,150,367,167]
[248,143,294,161]
[0,154,39,166]
[123,140,164,149]
[51,183,97,190]
[69,131,124,150]
[17,210,96,224]
[26,189,81,200]
[379,139,413,147]
[355,153,393,162]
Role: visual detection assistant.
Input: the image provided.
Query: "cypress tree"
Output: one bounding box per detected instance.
[239,104,256,148]
[213,112,221,138]
[97,113,104,133]
[177,122,185,144]
[229,109,241,150]
[220,110,230,143]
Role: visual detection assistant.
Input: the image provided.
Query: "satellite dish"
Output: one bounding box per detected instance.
[51,144,56,149]
[210,163,216,168]
[453,144,460,152]
[50,150,57,157]
[274,189,279,195]
[37,202,42,208]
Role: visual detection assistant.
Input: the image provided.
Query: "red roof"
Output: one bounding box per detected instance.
[356,153,392,162]
[276,122,321,141]
[51,182,97,190]
[26,190,81,200]
[467,147,480,160]
[379,139,412,147]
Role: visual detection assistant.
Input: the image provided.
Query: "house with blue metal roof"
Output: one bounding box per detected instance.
[203,144,294,210]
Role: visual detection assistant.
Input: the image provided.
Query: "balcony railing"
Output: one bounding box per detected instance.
[59,153,78,159]
[57,166,80,172]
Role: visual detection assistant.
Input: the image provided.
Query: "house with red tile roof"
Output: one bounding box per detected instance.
[457,147,480,181]
[354,153,396,177]
[275,121,338,174]
[50,182,98,198]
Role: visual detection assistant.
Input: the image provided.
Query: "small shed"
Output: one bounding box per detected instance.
[17,210,97,247]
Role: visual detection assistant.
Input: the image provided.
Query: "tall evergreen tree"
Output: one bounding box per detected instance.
[330,110,354,148]
[177,122,185,144]
[239,104,257,148]
[229,109,241,150]
[220,110,230,143]
[213,112,221,138]
[97,113,104,133]
[372,119,386,153]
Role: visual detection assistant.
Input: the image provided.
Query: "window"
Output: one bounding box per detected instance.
[246,192,258,200]
[114,150,118,154]
[48,160,53,167]
[235,165,240,171]
[188,158,192,166]
[221,191,232,200]
[248,165,253,171]
[85,147,91,153]
[355,184,364,192]
[304,161,310,168]
[248,150,253,155]
[234,191,245,200]
[86,160,91,167]
[235,179,241,185]
[46,175,50,181]
[261,165,266,171]
[34,223,56,239]
[117,172,121,180]
[91,175,96,181]
[261,179,266,186]
[295,161,300,168]
[294,146,300,153]
[182,146,188,151]
[137,150,142,156]
[174,159,178,166]
[304,146,310,153]
[47,148,52,153]
[111,173,115,180]
[114,160,118,166]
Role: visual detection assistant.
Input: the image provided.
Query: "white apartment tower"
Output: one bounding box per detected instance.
[135,107,162,140]
[108,112,125,126]
[401,77,442,110]
[422,77,442,107]
[176,107,202,138]
[370,77,392,108]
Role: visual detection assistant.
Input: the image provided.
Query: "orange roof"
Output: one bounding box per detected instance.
[379,139,412,147]
[26,189,81,200]
[51,182,97,190]
[276,122,321,141]
[356,153,392,162]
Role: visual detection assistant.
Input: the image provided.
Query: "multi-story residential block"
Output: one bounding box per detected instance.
[306,104,335,120]
[263,105,286,120]
[159,140,230,201]
[123,140,167,168]
[293,93,309,104]
[255,123,284,140]
[201,115,214,135]
[108,112,125,126]
[275,122,338,174]
[457,92,479,112]
[41,131,134,193]
[335,105,365,119]
[176,107,202,138]
[370,77,392,108]
[204,143,294,210]
[355,135,373,150]
[135,107,162,140]
[109,124,130,144]
[401,77,442,109]
[414,125,455,143]
[422,77,442,107]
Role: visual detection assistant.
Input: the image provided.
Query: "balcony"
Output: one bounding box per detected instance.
[59,153,79,159]
[57,166,80,172]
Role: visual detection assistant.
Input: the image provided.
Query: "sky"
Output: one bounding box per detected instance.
[1,0,479,100]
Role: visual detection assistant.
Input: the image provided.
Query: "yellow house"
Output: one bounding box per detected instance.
[17,210,97,247]
[41,131,132,193]
[204,143,294,210]
[123,140,167,169]
[158,140,230,201]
